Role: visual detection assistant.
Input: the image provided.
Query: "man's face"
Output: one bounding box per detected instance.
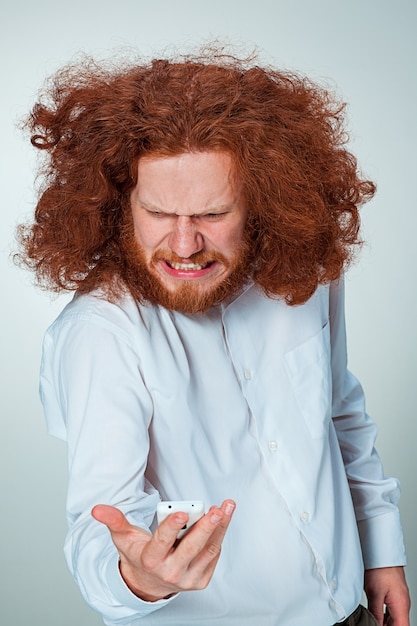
[128,151,250,313]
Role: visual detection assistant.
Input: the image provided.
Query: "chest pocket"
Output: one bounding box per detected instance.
[284,322,332,438]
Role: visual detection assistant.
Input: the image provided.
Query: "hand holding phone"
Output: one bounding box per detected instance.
[156,500,205,539]
[93,499,235,602]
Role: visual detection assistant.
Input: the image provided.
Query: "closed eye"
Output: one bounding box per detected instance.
[203,212,227,221]
[146,210,165,218]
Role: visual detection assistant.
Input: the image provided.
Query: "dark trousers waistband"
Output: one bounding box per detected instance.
[334,605,378,626]
[335,605,360,625]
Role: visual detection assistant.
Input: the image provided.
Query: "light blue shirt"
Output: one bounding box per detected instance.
[40,280,406,626]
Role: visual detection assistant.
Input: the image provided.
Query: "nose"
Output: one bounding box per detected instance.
[168,216,204,258]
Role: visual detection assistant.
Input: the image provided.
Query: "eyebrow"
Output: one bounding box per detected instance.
[138,199,237,215]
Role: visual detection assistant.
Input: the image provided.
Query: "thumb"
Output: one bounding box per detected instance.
[91,504,131,534]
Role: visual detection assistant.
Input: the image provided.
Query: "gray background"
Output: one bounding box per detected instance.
[1,1,415,624]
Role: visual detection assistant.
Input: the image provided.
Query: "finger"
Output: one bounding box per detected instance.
[176,500,236,568]
[367,595,385,626]
[92,504,154,567]
[142,511,190,566]
[211,499,236,543]
[196,499,236,543]
[169,500,235,591]
[384,602,410,626]
[91,504,132,533]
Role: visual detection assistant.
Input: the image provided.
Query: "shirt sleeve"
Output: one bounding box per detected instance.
[329,279,407,569]
[40,307,175,623]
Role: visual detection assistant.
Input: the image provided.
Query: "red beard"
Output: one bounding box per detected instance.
[120,219,254,314]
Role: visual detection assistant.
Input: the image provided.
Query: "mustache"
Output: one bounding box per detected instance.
[151,249,229,266]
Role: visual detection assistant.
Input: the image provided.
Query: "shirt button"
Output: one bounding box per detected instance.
[331,579,337,591]
[268,440,278,452]
[243,369,252,380]
[301,511,310,522]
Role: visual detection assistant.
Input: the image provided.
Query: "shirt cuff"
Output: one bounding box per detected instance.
[105,552,178,614]
[358,510,407,569]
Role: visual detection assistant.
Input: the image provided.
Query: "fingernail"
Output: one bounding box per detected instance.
[210,511,223,524]
[224,502,235,516]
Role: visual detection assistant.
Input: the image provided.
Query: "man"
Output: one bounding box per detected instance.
[18,49,410,625]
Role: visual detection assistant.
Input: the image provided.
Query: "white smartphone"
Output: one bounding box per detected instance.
[156,500,205,539]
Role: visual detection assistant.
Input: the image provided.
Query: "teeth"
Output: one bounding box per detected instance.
[171,261,204,270]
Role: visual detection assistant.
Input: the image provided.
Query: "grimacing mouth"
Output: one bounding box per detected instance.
[165,259,217,271]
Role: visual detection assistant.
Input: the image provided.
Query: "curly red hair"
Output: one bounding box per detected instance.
[17,49,375,305]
